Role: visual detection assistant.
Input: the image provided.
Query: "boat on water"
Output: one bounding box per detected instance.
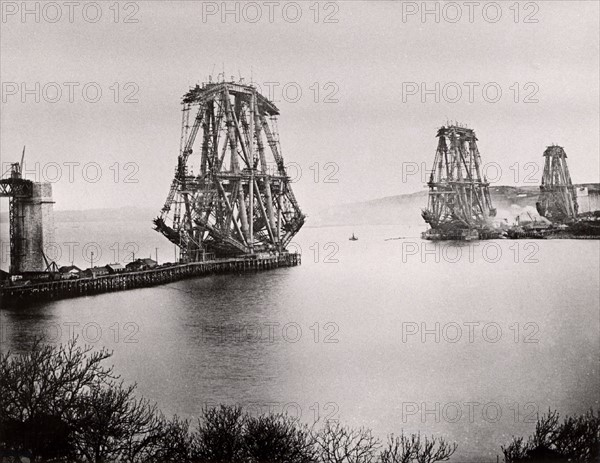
[349,233,358,241]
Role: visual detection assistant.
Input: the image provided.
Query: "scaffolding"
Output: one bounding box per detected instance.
[536,145,578,223]
[154,80,305,261]
[422,125,497,240]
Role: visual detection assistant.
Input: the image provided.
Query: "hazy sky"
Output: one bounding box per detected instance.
[1,0,598,214]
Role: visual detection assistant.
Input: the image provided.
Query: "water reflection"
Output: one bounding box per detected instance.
[1,225,599,462]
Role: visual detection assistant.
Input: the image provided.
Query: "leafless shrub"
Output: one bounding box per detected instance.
[140,415,194,463]
[191,405,246,462]
[243,413,317,463]
[531,410,560,449]
[381,433,419,463]
[0,338,189,463]
[0,339,464,463]
[552,410,600,461]
[315,421,380,463]
[73,383,167,463]
[501,409,600,463]
[412,433,457,463]
[381,432,457,463]
[0,338,115,461]
[501,436,530,463]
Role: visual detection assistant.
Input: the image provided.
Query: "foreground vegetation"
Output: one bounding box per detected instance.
[501,409,599,462]
[0,340,597,463]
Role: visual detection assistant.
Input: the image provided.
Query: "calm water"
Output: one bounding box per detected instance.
[1,222,599,462]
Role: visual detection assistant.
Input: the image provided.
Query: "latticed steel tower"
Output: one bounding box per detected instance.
[422,125,496,237]
[536,145,578,222]
[154,80,305,261]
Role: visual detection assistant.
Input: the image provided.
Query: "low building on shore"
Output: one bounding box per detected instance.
[59,265,81,274]
[105,263,126,274]
[126,258,158,272]
[82,267,110,278]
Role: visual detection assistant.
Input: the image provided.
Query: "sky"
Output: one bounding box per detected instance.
[1,0,599,214]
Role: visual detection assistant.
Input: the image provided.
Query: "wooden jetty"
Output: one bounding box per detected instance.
[0,253,300,302]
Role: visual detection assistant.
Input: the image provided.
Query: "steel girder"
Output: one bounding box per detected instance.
[422,126,496,230]
[155,82,305,261]
[536,145,578,222]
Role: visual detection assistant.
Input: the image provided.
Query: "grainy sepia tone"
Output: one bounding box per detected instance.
[1,1,599,462]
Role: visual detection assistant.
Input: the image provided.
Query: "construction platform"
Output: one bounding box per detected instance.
[505,217,600,239]
[0,253,300,302]
[422,228,502,241]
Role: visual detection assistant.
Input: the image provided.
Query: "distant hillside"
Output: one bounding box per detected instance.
[308,190,429,228]
[1,185,598,227]
[308,184,600,227]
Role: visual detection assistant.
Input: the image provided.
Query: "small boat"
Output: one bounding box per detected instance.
[349,233,358,241]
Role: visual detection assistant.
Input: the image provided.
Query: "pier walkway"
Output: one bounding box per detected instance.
[0,253,300,302]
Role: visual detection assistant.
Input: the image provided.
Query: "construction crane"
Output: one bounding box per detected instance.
[154,79,305,261]
[422,125,497,240]
[536,145,578,223]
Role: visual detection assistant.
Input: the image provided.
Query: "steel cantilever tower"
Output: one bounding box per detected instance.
[536,145,578,223]
[422,125,497,240]
[154,81,305,261]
